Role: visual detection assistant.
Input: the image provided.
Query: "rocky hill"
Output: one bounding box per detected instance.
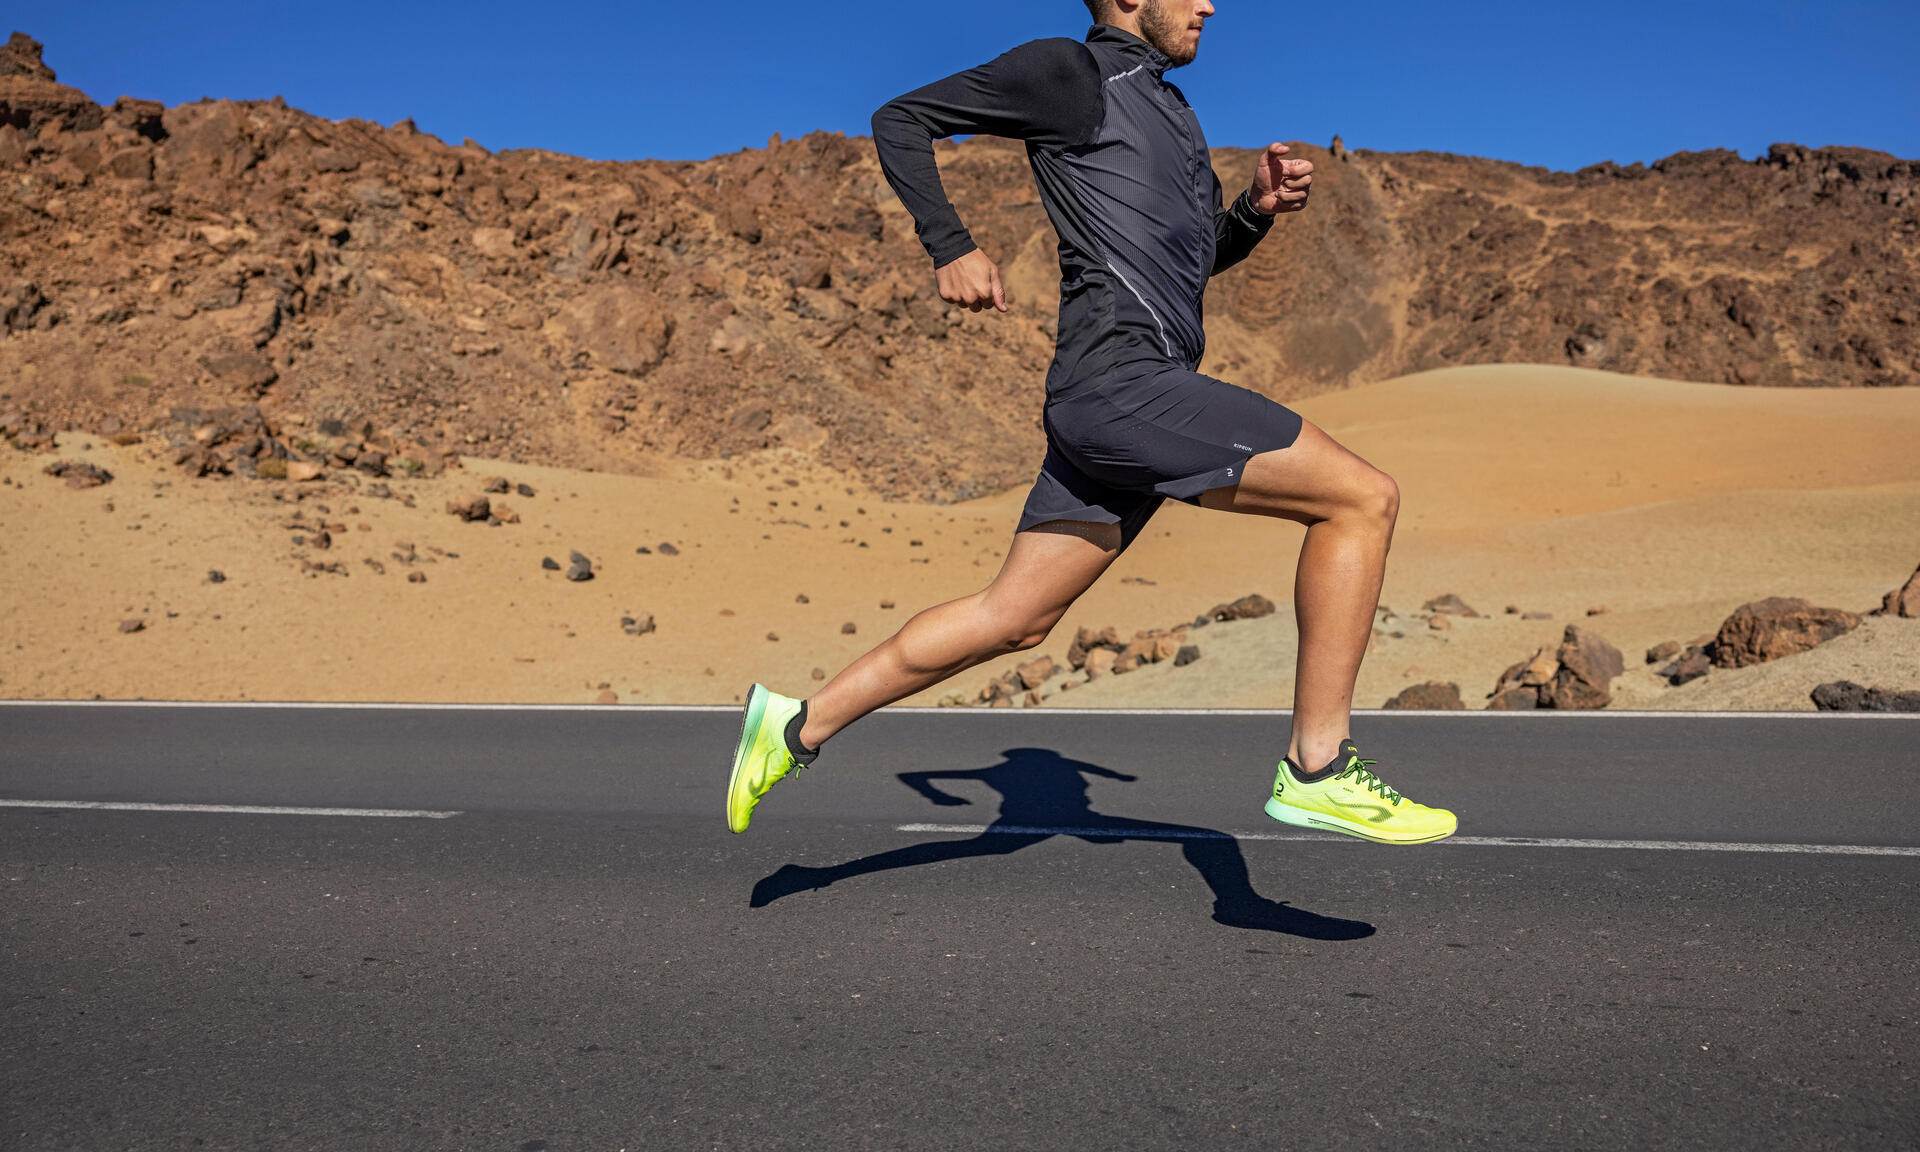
[2,32,1915,500]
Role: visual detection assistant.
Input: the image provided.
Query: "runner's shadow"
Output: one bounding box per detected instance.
[751,746,1373,940]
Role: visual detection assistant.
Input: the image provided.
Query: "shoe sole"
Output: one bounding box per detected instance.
[726,683,770,833]
[1264,795,1456,845]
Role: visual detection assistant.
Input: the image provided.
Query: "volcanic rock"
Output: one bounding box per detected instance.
[1083,648,1118,680]
[1384,681,1466,710]
[1173,644,1201,667]
[446,495,490,522]
[565,550,593,582]
[117,618,144,634]
[1541,625,1625,709]
[1661,647,1712,686]
[42,459,111,488]
[1645,640,1683,664]
[541,556,560,571]
[1207,594,1277,622]
[621,614,656,636]
[1485,686,1539,710]
[840,621,856,634]
[657,542,680,556]
[1711,597,1861,667]
[1810,681,1920,713]
[1015,654,1059,690]
[1066,625,1123,669]
[1873,564,1919,618]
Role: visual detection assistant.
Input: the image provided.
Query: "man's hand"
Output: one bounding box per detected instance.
[935,249,1008,313]
[1250,142,1313,215]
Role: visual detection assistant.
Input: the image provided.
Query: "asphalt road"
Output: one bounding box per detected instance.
[2,704,1916,1150]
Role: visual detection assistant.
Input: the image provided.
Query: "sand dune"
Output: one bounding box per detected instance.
[2,365,1915,709]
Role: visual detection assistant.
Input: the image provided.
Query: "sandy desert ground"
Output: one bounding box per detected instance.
[2,365,1916,711]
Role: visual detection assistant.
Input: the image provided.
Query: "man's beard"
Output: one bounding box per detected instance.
[1139,0,1201,67]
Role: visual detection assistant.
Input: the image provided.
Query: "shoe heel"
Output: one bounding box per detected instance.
[1264,795,1314,829]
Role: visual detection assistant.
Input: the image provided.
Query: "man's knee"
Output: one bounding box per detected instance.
[1339,466,1398,527]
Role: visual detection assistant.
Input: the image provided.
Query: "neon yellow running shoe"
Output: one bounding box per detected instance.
[1264,739,1456,845]
[726,683,810,834]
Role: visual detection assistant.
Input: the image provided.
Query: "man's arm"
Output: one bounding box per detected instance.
[1212,181,1275,276]
[1211,143,1315,277]
[871,38,1103,269]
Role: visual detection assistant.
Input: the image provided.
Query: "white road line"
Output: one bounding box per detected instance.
[0,700,1911,720]
[896,823,1920,857]
[0,800,460,819]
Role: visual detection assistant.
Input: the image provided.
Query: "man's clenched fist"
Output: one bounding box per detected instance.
[1250,142,1313,215]
[935,249,1009,313]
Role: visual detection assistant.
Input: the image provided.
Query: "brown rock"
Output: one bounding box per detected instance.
[1112,652,1144,675]
[1711,597,1862,668]
[657,542,680,556]
[841,621,857,634]
[811,667,826,681]
[765,632,779,642]
[1540,625,1625,709]
[620,614,656,636]
[117,618,144,634]
[1066,625,1123,669]
[1207,594,1277,622]
[1645,640,1683,664]
[879,599,895,609]
[408,571,426,583]
[1873,564,1920,618]
[1428,614,1452,631]
[1423,593,1479,617]
[284,461,324,483]
[483,476,510,493]
[1023,690,1044,707]
[42,459,112,488]
[1486,686,1539,710]
[446,495,490,522]
[1586,605,1610,616]
[1662,648,1711,686]
[595,689,619,704]
[1015,654,1059,690]
[1384,681,1466,710]
[1810,681,1920,713]
[1083,648,1118,680]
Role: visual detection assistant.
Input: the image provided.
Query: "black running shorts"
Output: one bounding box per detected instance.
[1017,360,1304,551]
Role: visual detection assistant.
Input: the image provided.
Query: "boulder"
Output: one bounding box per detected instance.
[1810,681,1920,713]
[1540,625,1624,709]
[1485,686,1539,710]
[1083,648,1118,680]
[1383,681,1466,710]
[1207,594,1276,622]
[1661,647,1711,686]
[1173,644,1201,667]
[546,287,671,376]
[1423,593,1479,617]
[446,495,490,522]
[42,459,111,488]
[1066,625,1122,669]
[1711,597,1861,667]
[1015,654,1059,690]
[1645,640,1683,664]
[1872,565,1919,618]
[1112,652,1144,675]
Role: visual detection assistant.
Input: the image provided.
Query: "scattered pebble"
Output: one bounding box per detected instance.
[657,542,680,556]
[408,571,426,583]
[841,621,857,634]
[206,570,226,584]
[542,556,561,571]
[795,593,810,604]
[118,618,145,634]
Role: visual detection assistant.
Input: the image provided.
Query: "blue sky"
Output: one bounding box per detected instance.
[17,1,1919,170]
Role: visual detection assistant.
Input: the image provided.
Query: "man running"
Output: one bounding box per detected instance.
[726,0,1457,845]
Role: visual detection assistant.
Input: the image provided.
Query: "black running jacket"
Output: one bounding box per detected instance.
[871,23,1273,380]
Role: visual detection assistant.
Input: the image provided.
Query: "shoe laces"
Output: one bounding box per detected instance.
[1338,757,1403,806]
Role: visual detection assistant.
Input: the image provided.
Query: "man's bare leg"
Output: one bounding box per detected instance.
[1195,419,1399,773]
[797,519,1125,750]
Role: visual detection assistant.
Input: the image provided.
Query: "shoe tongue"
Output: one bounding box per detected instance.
[1332,738,1361,772]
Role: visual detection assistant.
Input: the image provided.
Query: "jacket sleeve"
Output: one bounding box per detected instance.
[871,38,1103,268]
[1211,173,1275,276]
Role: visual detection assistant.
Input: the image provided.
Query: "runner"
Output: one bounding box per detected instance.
[727,0,1457,845]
